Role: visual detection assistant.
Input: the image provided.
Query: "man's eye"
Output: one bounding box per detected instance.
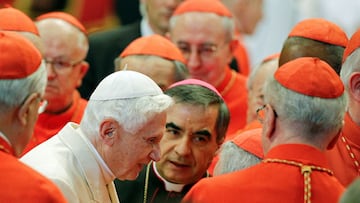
[193,135,209,144]
[147,137,157,144]
[200,46,216,54]
[53,61,70,69]
[166,129,180,136]
[178,46,190,53]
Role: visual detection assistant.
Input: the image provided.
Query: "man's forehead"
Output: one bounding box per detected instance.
[170,12,226,32]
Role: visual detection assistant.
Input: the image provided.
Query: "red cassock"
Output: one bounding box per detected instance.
[183,144,344,203]
[232,40,250,77]
[216,67,248,135]
[207,125,263,175]
[22,91,87,154]
[0,138,66,202]
[326,112,360,186]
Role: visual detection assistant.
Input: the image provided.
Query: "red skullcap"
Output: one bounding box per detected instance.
[169,78,223,99]
[288,18,348,47]
[36,12,87,35]
[232,128,264,159]
[0,6,39,35]
[343,28,360,63]
[0,31,42,79]
[120,34,186,64]
[173,0,232,17]
[275,57,344,98]
[90,70,163,101]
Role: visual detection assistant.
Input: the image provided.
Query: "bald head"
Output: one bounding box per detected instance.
[35,19,88,60]
[279,37,345,75]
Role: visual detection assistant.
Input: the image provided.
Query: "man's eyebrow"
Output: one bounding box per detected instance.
[194,130,211,138]
[166,122,182,131]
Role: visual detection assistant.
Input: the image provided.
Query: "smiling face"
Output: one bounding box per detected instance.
[156,102,219,184]
[103,112,167,180]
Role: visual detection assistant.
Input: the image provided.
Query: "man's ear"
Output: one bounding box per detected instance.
[349,72,360,102]
[229,39,239,53]
[227,39,239,64]
[18,93,39,126]
[263,104,276,140]
[76,61,89,87]
[99,119,118,146]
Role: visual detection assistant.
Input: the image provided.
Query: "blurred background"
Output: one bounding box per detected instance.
[7,0,360,68]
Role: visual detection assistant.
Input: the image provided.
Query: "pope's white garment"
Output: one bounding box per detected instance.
[21,122,120,203]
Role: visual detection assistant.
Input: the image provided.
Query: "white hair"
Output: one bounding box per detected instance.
[80,94,173,138]
[0,61,47,112]
[214,140,261,176]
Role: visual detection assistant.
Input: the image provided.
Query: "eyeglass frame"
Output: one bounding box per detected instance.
[44,58,83,74]
[256,104,278,123]
[176,41,229,60]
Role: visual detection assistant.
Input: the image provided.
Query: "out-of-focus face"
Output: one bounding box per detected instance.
[119,56,177,90]
[232,0,263,34]
[141,0,184,35]
[18,93,45,156]
[170,13,234,87]
[106,112,167,180]
[247,59,278,123]
[156,103,219,184]
[36,20,88,113]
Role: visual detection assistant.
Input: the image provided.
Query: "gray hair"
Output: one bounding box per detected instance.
[169,12,235,42]
[214,140,261,175]
[341,48,360,90]
[264,75,347,142]
[80,94,173,137]
[114,55,189,82]
[0,61,47,112]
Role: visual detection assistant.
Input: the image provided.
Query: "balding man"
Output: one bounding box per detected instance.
[22,12,90,154]
[114,34,188,90]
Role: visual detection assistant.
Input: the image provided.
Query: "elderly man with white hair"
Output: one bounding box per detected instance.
[21,70,173,203]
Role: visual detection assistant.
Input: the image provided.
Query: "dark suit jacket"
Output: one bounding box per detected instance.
[115,163,205,203]
[79,21,141,99]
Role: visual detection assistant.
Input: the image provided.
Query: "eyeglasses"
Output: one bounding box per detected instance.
[177,42,227,60]
[256,104,278,123]
[38,99,48,114]
[256,105,266,123]
[45,59,82,74]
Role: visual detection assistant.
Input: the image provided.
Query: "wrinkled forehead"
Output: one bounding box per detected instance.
[36,20,85,59]
[170,12,229,44]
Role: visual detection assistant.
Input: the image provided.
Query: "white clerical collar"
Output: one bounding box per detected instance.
[140,18,155,37]
[76,127,115,184]
[152,162,185,192]
[0,131,11,146]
